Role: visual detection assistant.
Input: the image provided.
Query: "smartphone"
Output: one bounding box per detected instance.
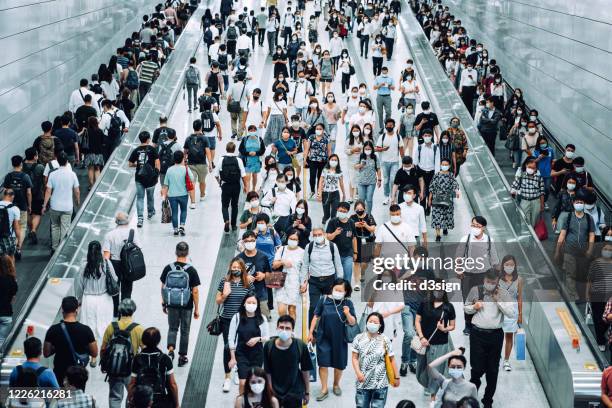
[361,159,366,166]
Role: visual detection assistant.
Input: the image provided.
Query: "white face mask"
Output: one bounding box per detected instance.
[441,164,450,171]
[314,235,325,244]
[406,108,414,114]
[352,131,360,137]
[315,129,323,136]
[390,215,402,224]
[526,168,535,175]
[366,322,380,333]
[310,103,317,109]
[332,290,345,300]
[250,199,259,208]
[287,239,299,248]
[484,283,497,292]
[296,207,305,215]
[277,183,287,191]
[250,382,265,394]
[358,106,366,114]
[364,129,371,135]
[364,149,372,155]
[269,171,278,179]
[257,223,267,232]
[245,303,258,313]
[448,368,464,379]
[244,242,256,251]
[503,265,515,275]
[404,193,413,202]
[441,138,449,144]
[471,226,482,237]
[423,136,432,143]
[329,160,338,167]
[565,151,575,159]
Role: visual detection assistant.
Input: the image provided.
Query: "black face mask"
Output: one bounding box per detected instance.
[356,209,365,216]
[386,127,394,132]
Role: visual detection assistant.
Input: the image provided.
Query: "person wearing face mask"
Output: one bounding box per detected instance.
[286,199,312,248]
[381,18,397,61]
[303,123,332,199]
[583,193,607,241]
[562,156,594,192]
[438,130,456,173]
[322,92,342,151]
[235,367,279,408]
[288,71,314,119]
[265,13,280,56]
[532,136,554,206]
[415,286,456,403]
[286,35,301,77]
[243,88,268,136]
[263,315,312,407]
[510,158,544,227]
[552,175,578,234]
[505,111,527,169]
[283,166,302,197]
[398,103,417,152]
[464,269,516,408]
[263,91,288,146]
[351,312,399,407]
[326,202,358,286]
[318,154,345,224]
[371,35,386,76]
[281,7,295,47]
[338,50,354,94]
[429,159,460,241]
[302,59,319,95]
[270,229,305,321]
[555,192,596,301]
[350,200,377,291]
[457,216,500,335]
[587,242,612,352]
[392,156,421,205]
[374,205,417,259]
[227,294,270,394]
[376,118,403,204]
[300,227,343,323]
[497,255,523,372]
[397,184,427,245]
[238,125,266,192]
[348,101,376,132]
[551,143,575,193]
[358,17,372,58]
[489,74,505,111]
[477,97,502,155]
[413,129,440,215]
[520,120,540,159]
[261,173,297,234]
[355,141,382,214]
[238,230,272,319]
[426,348,478,406]
[271,127,298,173]
[414,101,441,140]
[373,67,394,134]
[216,258,255,392]
[308,278,356,401]
[458,63,478,115]
[344,125,365,201]
[329,32,344,71]
[215,142,249,233]
[399,73,419,113]
[318,51,335,96]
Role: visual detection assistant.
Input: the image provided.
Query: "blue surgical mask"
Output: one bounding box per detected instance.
[574,203,585,212]
[278,329,292,342]
[448,368,464,379]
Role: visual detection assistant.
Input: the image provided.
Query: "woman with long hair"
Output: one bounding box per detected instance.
[355,141,381,213]
[322,92,342,152]
[83,116,105,189]
[272,229,305,320]
[303,123,332,198]
[234,367,279,408]
[263,90,288,146]
[78,240,117,364]
[345,125,365,202]
[228,293,270,394]
[318,154,345,224]
[350,200,376,291]
[216,258,255,393]
[0,255,17,345]
[283,166,302,199]
[499,255,523,372]
[259,156,280,197]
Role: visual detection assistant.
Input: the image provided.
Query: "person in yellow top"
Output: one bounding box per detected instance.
[101,298,144,408]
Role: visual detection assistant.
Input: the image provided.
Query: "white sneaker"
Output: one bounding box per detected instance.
[190,203,196,210]
[200,196,206,202]
[383,198,389,205]
[222,378,231,393]
[503,360,512,372]
[232,367,239,385]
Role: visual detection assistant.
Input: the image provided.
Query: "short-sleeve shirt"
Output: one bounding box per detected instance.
[414,112,439,136]
[601,366,612,401]
[326,218,356,257]
[46,168,79,212]
[263,339,313,398]
[131,348,174,381]
[101,317,144,355]
[128,145,159,183]
[321,169,342,192]
[153,126,177,145]
[307,135,329,162]
[217,278,254,319]
[183,134,211,164]
[237,250,271,300]
[53,128,79,156]
[3,172,33,211]
[274,138,297,164]
[44,321,95,378]
[9,361,59,388]
[160,262,201,309]
[163,165,194,197]
[351,332,394,389]
[417,302,456,345]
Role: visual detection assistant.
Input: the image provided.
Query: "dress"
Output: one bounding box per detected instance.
[499,278,519,333]
[430,172,459,230]
[314,296,355,369]
[243,135,262,173]
[273,245,305,306]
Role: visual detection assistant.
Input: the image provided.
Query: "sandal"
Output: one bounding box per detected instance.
[316,391,329,401]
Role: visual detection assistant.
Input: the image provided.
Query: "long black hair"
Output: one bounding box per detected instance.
[84,240,104,280]
[359,141,378,166]
[238,292,264,325]
[324,154,342,173]
[242,367,275,407]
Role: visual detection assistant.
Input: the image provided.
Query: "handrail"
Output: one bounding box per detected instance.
[0,6,204,360]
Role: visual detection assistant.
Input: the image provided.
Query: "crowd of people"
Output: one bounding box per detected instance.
[1,0,610,408]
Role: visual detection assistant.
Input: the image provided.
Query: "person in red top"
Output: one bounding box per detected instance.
[601,365,612,407]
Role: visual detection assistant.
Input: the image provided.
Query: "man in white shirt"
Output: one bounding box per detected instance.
[208,36,222,63]
[68,79,96,115]
[214,142,248,233]
[399,185,427,245]
[227,75,250,139]
[374,204,416,259]
[288,71,314,119]
[236,30,252,58]
[42,153,80,253]
[0,188,23,261]
[261,174,297,228]
[376,119,404,204]
[243,88,268,133]
[99,100,130,159]
[412,130,440,215]
[459,63,478,116]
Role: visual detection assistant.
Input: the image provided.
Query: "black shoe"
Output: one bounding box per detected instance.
[224,222,230,233]
[29,231,38,245]
[435,235,441,242]
[400,363,408,377]
[179,226,185,236]
[137,219,143,228]
[188,109,192,113]
[443,229,448,235]
[173,229,179,236]
[408,362,417,373]
[463,327,471,336]
[168,350,175,361]
[178,355,189,367]
[14,249,22,261]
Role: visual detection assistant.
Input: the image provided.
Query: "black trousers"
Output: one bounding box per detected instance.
[220,316,233,374]
[111,259,133,317]
[591,301,608,345]
[461,85,476,116]
[258,28,266,46]
[384,38,395,60]
[372,56,383,76]
[360,35,370,57]
[470,327,504,406]
[308,160,326,194]
[322,191,340,222]
[308,275,335,323]
[221,183,240,227]
[227,40,237,59]
[418,169,435,215]
[341,73,351,94]
[482,131,497,155]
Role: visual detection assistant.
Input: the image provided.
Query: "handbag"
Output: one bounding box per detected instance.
[161,198,172,223]
[60,322,90,367]
[348,63,356,76]
[206,305,223,336]
[185,165,194,192]
[265,247,287,288]
[534,214,548,241]
[410,311,445,355]
[344,307,366,343]
[104,260,119,297]
[278,138,300,169]
[432,190,452,208]
[384,339,398,387]
[227,83,246,113]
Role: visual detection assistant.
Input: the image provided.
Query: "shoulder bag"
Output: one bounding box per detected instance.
[104,260,119,297]
[206,304,223,336]
[410,311,445,355]
[278,138,300,169]
[265,247,287,289]
[384,338,398,387]
[228,83,247,113]
[60,323,90,367]
[185,164,194,192]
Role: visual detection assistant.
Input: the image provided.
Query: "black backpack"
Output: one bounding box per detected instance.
[227,26,238,41]
[14,365,46,387]
[120,229,146,281]
[22,163,44,200]
[201,111,215,133]
[220,156,241,183]
[107,111,123,141]
[135,148,158,187]
[159,141,177,174]
[156,128,170,145]
[135,352,167,398]
[204,27,213,45]
[4,172,26,198]
[187,135,207,163]
[0,203,14,238]
[101,322,138,378]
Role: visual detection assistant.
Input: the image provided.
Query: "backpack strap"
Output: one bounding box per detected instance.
[35,366,47,377]
[128,229,135,244]
[125,322,139,333]
[477,285,485,300]
[112,321,120,333]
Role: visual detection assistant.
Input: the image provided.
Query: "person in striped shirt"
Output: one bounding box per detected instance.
[137,54,160,101]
